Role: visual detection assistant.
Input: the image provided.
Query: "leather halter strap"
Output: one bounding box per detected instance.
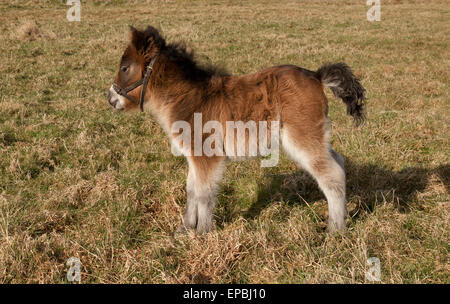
[112,55,158,112]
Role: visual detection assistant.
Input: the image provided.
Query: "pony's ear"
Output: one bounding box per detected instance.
[129,26,164,60]
[129,26,145,52]
[143,26,165,51]
[128,25,137,42]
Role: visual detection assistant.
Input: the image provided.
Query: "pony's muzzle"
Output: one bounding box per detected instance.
[107,86,121,109]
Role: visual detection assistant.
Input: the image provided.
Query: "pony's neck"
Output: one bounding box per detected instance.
[150,53,213,104]
[144,54,216,131]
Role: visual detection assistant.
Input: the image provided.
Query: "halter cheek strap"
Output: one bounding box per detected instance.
[113,55,158,112]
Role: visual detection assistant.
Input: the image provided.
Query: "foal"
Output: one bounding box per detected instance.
[107,26,366,233]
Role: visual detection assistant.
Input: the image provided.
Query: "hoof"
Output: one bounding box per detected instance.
[328,220,347,234]
[175,222,194,236]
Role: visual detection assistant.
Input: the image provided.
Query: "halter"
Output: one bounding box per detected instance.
[112,55,158,112]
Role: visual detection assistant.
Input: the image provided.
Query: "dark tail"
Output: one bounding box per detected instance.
[316,63,366,125]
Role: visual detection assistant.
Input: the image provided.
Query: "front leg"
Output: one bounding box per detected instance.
[195,179,219,234]
[179,156,224,234]
[177,166,198,233]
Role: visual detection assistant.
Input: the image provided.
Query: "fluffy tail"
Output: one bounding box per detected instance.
[316,63,366,125]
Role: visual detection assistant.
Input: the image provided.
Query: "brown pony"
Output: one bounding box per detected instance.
[107,26,366,233]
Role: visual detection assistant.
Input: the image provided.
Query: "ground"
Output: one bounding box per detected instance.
[0,0,448,283]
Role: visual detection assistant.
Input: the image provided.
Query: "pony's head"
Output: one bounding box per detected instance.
[107,26,164,111]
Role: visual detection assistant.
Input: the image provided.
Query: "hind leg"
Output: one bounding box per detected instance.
[330,148,345,171]
[281,128,347,232]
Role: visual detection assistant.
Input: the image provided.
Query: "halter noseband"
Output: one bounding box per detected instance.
[112,55,158,112]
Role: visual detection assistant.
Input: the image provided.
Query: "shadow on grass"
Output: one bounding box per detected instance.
[222,161,449,224]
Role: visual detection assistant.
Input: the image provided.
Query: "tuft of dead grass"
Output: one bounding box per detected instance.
[15,20,42,41]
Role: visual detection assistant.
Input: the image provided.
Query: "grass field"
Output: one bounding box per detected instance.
[0,0,448,283]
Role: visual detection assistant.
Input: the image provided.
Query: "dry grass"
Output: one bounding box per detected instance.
[0,0,448,283]
[14,20,42,41]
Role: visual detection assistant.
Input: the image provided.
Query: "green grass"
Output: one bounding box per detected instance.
[0,0,448,283]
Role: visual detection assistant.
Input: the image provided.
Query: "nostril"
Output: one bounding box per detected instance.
[109,98,117,107]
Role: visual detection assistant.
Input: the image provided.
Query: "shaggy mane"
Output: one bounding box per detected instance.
[162,41,229,81]
[133,26,228,81]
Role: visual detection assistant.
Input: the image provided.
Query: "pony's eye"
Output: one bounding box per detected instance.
[121,66,129,72]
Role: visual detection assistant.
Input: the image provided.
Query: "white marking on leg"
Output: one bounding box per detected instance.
[281,128,347,232]
[317,162,347,232]
[280,128,313,172]
[331,148,345,170]
[181,166,198,230]
[194,160,225,234]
